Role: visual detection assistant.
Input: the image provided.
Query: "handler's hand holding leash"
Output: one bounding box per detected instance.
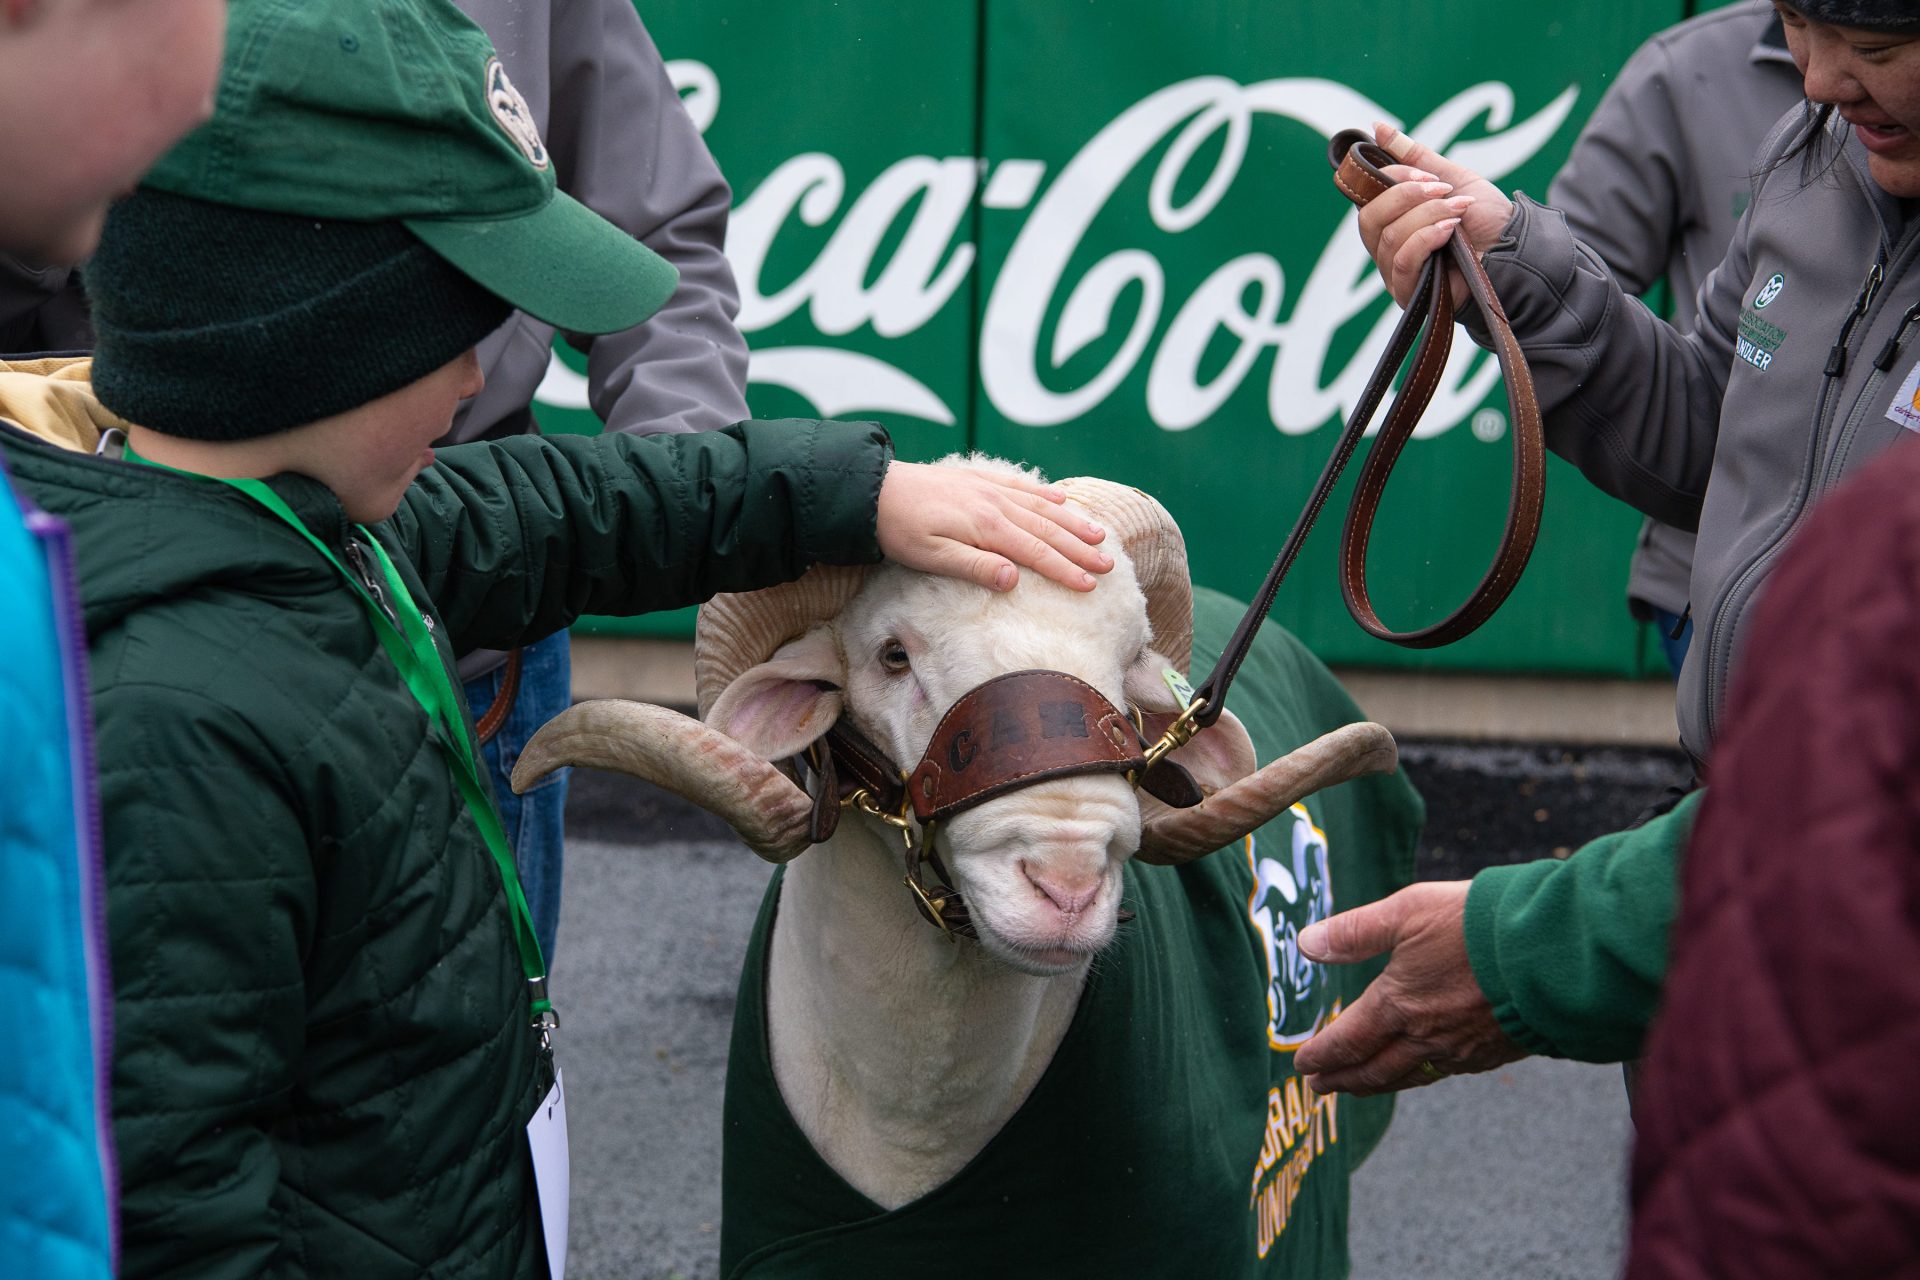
[1354,123,1516,310]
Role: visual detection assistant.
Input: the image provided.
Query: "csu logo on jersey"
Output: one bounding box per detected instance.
[1245,804,1334,1049]
[1737,271,1789,373]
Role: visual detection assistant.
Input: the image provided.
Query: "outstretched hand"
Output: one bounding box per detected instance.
[1292,880,1524,1095]
[1357,122,1515,311]
[876,461,1112,592]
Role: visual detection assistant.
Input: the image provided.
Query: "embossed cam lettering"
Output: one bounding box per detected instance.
[948,728,976,772]
[990,708,1029,751]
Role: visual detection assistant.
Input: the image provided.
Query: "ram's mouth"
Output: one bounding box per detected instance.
[978,933,1106,977]
[961,891,1118,976]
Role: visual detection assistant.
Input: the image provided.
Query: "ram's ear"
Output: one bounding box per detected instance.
[1124,648,1257,794]
[705,624,846,761]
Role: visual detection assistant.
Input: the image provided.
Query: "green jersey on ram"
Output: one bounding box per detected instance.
[720,587,1424,1277]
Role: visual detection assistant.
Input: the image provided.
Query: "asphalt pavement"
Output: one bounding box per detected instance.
[552,737,1679,1279]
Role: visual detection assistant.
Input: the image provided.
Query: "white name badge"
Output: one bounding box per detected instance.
[527,1068,570,1280]
[1887,359,1920,434]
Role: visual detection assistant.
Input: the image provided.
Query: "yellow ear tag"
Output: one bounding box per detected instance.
[1161,667,1196,711]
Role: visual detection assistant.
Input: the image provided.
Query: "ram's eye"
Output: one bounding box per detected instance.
[879,639,911,673]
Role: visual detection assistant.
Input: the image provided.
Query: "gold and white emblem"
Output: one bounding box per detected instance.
[485,57,549,171]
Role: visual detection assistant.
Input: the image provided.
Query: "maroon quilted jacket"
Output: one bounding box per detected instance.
[1626,436,1920,1277]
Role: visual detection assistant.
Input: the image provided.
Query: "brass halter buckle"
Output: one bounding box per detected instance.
[899,823,958,940]
[1136,696,1208,777]
[844,787,961,942]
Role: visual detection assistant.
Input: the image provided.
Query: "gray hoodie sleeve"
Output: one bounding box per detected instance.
[1546,36,1687,299]
[544,0,750,435]
[1475,193,1745,531]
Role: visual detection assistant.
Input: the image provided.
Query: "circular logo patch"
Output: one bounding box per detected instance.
[485,57,549,171]
[1754,272,1786,309]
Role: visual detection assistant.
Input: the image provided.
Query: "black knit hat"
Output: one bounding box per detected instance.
[1783,1,1920,30]
[85,189,511,440]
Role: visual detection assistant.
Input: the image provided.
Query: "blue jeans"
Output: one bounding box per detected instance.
[1651,607,1694,679]
[464,629,571,967]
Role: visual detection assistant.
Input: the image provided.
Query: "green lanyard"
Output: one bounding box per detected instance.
[125,445,555,1035]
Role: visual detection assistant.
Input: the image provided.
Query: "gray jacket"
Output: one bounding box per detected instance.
[1482,112,1920,761]
[1547,1,1803,620]
[448,0,750,442]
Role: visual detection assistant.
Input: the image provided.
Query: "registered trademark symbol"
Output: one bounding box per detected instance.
[1471,408,1507,442]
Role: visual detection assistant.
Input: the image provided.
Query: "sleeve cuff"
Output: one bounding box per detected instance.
[1462,792,1702,1063]
[1464,860,1567,1058]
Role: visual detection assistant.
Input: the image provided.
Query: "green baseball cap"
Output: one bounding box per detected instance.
[142,0,677,335]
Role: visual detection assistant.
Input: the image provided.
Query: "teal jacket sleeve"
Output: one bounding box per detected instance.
[1462,790,1701,1063]
[383,417,891,654]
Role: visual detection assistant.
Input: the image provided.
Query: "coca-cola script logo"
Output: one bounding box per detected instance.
[538,68,1576,443]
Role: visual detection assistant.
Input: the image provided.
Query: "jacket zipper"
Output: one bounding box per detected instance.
[343,537,400,628]
[22,503,120,1273]
[1704,254,1896,746]
[1822,263,1883,378]
[1871,299,1920,373]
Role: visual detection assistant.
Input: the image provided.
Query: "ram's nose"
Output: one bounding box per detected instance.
[1021,860,1102,920]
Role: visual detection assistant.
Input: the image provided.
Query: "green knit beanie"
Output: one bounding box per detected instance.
[85,189,511,440]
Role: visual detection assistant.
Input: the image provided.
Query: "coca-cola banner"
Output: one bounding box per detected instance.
[555,0,1692,676]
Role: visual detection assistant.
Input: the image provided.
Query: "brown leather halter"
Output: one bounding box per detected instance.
[791,670,1202,938]
[1186,129,1546,733]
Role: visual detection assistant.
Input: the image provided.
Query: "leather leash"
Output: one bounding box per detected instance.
[1185,128,1546,732]
[474,646,524,745]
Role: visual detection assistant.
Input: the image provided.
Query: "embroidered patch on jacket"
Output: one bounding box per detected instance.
[1736,306,1786,373]
[486,57,550,170]
[1887,358,1920,433]
[1734,272,1790,372]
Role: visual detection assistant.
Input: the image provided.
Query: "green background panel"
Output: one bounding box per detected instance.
[972,0,1680,675]
[566,1,1707,674]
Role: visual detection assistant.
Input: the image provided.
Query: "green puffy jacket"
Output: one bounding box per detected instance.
[0,359,890,1279]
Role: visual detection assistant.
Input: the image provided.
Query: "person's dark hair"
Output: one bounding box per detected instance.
[1762,100,1843,187]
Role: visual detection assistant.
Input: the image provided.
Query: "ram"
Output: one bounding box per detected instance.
[516,460,1421,1278]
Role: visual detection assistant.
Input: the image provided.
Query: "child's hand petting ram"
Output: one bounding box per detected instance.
[876,459,1112,592]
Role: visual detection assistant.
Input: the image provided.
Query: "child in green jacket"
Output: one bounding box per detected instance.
[0,2,1108,1276]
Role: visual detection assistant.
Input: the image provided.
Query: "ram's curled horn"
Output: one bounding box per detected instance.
[1053,476,1193,674]
[696,564,870,721]
[1134,721,1398,866]
[511,699,815,864]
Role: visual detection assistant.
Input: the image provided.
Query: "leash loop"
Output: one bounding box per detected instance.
[1187,127,1547,728]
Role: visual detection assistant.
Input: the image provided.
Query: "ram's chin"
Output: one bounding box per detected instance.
[967,908,1115,976]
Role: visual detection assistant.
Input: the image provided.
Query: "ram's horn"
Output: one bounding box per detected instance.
[1134,721,1398,866]
[1055,476,1192,675]
[512,699,815,864]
